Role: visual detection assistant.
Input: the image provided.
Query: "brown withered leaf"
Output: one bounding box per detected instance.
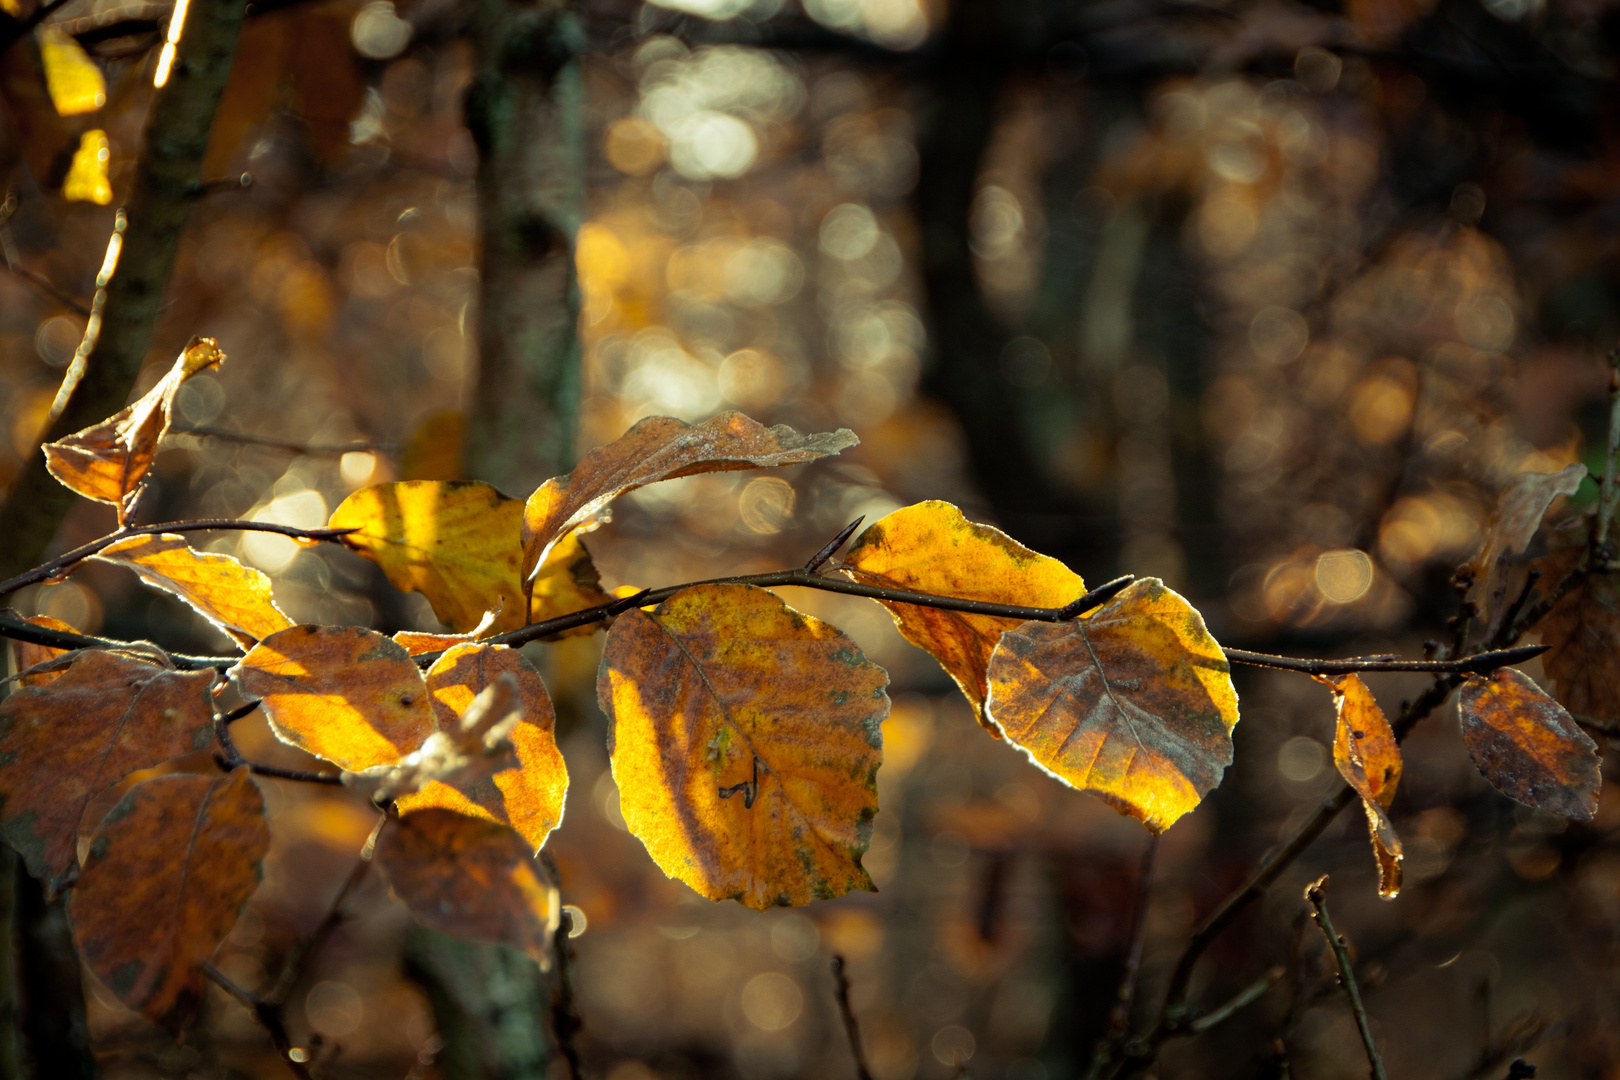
[522,413,857,580]
[70,769,268,1035]
[232,625,434,772]
[842,501,1086,732]
[0,652,216,885]
[329,481,610,634]
[1458,668,1601,820]
[376,809,556,962]
[1320,674,1404,899]
[1469,463,1586,634]
[1533,517,1620,722]
[43,338,224,522]
[92,533,294,649]
[395,644,568,853]
[13,613,77,686]
[985,578,1239,834]
[598,583,888,909]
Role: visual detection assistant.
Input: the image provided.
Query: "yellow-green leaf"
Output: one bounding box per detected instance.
[985,578,1238,833]
[92,533,294,649]
[598,583,888,909]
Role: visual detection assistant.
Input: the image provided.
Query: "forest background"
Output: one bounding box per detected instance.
[1,0,1619,1076]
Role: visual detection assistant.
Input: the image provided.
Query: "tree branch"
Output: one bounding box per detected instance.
[1304,876,1387,1080]
[831,955,874,1080]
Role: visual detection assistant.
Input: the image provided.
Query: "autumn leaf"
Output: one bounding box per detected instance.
[38,26,104,116]
[0,652,216,885]
[598,583,888,909]
[13,613,77,686]
[985,578,1239,834]
[70,769,268,1035]
[329,480,610,634]
[1458,668,1600,821]
[60,128,111,205]
[376,809,557,963]
[522,412,857,580]
[1320,674,1403,899]
[1469,463,1586,634]
[392,643,568,853]
[43,338,225,521]
[232,625,434,772]
[92,533,294,649]
[1532,517,1620,722]
[842,500,1086,732]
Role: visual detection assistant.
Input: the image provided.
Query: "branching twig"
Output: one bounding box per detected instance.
[1304,876,1387,1080]
[831,955,873,1080]
[1188,966,1285,1034]
[201,961,313,1080]
[1224,644,1545,676]
[1085,835,1160,1079]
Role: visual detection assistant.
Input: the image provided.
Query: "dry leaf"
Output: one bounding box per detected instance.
[394,644,568,853]
[842,500,1086,732]
[1458,668,1601,821]
[1469,463,1586,634]
[232,625,434,772]
[376,809,557,963]
[598,583,888,909]
[44,338,224,521]
[522,412,857,580]
[13,613,77,686]
[92,533,294,649]
[0,652,216,885]
[1534,518,1620,722]
[985,578,1239,833]
[70,769,268,1035]
[1321,674,1403,899]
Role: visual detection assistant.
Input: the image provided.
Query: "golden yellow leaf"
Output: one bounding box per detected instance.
[1321,674,1403,899]
[1458,668,1600,821]
[393,629,477,656]
[985,578,1239,833]
[92,533,294,649]
[44,338,224,520]
[842,500,1086,732]
[522,412,857,580]
[61,128,111,204]
[70,769,268,1035]
[376,809,557,963]
[395,643,568,853]
[329,480,611,634]
[13,613,77,686]
[232,625,435,771]
[38,27,105,116]
[598,584,888,909]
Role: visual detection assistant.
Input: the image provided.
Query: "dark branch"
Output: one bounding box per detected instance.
[805,517,864,572]
[831,955,873,1080]
[1224,644,1547,676]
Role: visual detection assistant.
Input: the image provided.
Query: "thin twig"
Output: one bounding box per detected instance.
[831,955,873,1080]
[1304,876,1387,1080]
[1188,966,1285,1034]
[0,263,91,317]
[805,517,864,572]
[1595,351,1620,549]
[550,908,585,1079]
[265,820,383,1006]
[213,713,343,786]
[1085,835,1161,1079]
[1223,644,1545,676]
[168,424,397,457]
[201,962,313,1080]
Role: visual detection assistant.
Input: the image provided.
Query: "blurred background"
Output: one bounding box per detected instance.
[4,0,1620,1075]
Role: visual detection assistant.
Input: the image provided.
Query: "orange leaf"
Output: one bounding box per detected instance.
[985,578,1239,833]
[522,413,856,580]
[1321,674,1403,899]
[232,625,434,771]
[1458,668,1601,821]
[0,652,216,885]
[70,769,268,1035]
[842,501,1086,732]
[376,809,557,962]
[598,583,888,909]
[13,613,77,686]
[92,533,294,649]
[395,644,568,853]
[1468,464,1586,634]
[393,629,477,656]
[43,338,225,522]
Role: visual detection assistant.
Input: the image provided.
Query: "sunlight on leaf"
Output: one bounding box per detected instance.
[38,27,105,116]
[61,129,112,204]
[1458,667,1600,821]
[1320,674,1403,898]
[598,583,887,909]
[986,578,1239,833]
[13,613,77,686]
[92,533,294,649]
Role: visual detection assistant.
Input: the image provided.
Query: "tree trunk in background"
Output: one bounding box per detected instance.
[404,928,551,1080]
[464,0,585,493]
[12,859,92,1079]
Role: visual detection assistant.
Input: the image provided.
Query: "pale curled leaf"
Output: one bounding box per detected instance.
[842,500,1086,731]
[92,533,294,648]
[1459,668,1601,820]
[1321,674,1403,899]
[70,769,268,1035]
[1470,463,1586,633]
[522,413,857,580]
[344,674,523,805]
[0,652,216,884]
[598,584,887,909]
[985,578,1239,833]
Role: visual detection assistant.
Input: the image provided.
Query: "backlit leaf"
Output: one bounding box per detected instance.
[61,128,111,204]
[522,412,857,580]
[1458,668,1600,821]
[92,533,294,649]
[842,500,1086,732]
[13,613,76,686]
[44,338,224,521]
[1533,517,1620,722]
[598,583,888,909]
[0,652,216,885]
[985,578,1239,833]
[1321,674,1403,899]
[70,769,268,1035]
[38,27,105,116]
[1469,463,1585,634]
[232,625,434,771]
[376,809,557,963]
[395,644,568,853]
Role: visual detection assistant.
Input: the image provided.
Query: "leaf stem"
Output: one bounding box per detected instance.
[831,955,874,1080]
[1304,876,1387,1080]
